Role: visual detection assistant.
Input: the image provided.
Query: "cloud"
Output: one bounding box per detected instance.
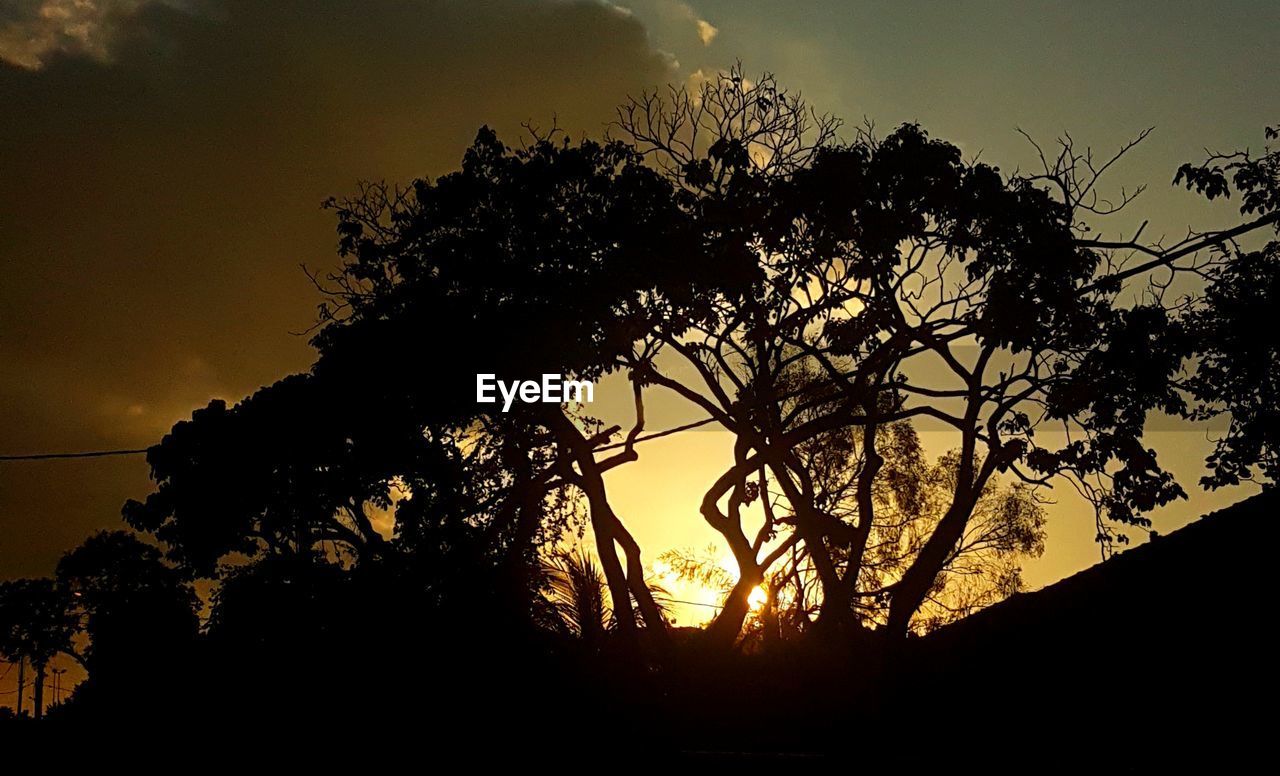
[0,0,676,577]
[607,1,717,54]
[0,0,188,68]
[696,18,717,46]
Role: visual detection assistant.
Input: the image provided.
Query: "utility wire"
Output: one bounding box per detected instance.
[0,448,148,461]
[0,417,718,462]
[666,598,724,610]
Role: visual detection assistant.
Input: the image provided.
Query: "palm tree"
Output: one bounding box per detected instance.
[539,549,672,644]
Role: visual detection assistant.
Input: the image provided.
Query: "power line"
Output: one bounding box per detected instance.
[0,418,717,462]
[0,448,148,462]
[666,598,723,610]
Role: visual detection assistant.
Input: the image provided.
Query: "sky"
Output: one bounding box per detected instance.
[1,0,1277,612]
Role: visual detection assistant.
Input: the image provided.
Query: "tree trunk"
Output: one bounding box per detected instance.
[708,570,761,647]
[611,516,669,636]
[886,496,974,637]
[33,661,45,720]
[845,421,883,581]
[15,658,24,717]
[887,434,1004,637]
[592,519,637,634]
[761,583,781,648]
[767,458,852,633]
[548,409,668,640]
[699,447,765,648]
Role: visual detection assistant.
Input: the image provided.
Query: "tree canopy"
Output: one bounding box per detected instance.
[113,69,1279,655]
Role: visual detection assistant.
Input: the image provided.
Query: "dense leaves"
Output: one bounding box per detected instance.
[1176,127,1280,488]
[123,374,394,576]
[109,74,1280,659]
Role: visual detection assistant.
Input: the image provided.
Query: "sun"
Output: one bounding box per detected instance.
[748,585,768,611]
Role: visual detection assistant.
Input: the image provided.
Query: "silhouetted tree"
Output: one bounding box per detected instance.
[539,547,673,645]
[308,126,736,641]
[603,68,1277,640]
[1175,126,1280,488]
[0,612,24,717]
[55,531,198,712]
[122,375,395,577]
[661,420,1045,641]
[124,67,1278,663]
[540,549,612,645]
[0,579,78,719]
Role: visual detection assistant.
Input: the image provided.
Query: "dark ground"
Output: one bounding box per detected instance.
[5,491,1275,767]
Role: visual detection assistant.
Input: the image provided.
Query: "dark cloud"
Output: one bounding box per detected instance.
[0,0,675,577]
[0,0,183,67]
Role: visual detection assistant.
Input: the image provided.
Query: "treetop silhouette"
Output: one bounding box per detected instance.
[114,69,1280,651]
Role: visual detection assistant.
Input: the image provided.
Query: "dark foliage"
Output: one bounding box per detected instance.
[7,74,1277,763]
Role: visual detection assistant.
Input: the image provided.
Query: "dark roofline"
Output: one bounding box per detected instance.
[925,486,1278,640]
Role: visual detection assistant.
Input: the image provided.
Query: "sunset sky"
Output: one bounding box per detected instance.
[2,0,1277,629]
